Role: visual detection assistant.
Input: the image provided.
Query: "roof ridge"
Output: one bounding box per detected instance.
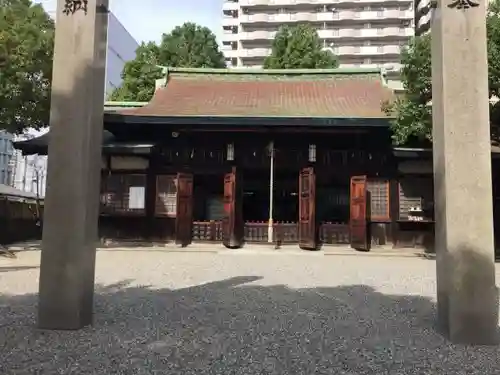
[162,67,383,76]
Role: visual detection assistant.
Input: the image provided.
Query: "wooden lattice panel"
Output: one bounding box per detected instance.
[155,175,177,217]
[367,180,390,221]
[101,174,146,214]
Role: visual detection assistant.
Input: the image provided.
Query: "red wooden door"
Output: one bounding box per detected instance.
[350,175,370,251]
[299,167,317,250]
[222,167,244,248]
[175,173,193,247]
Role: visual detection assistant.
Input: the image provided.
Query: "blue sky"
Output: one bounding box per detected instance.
[35,0,224,44]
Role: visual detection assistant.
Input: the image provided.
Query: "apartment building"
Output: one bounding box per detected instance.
[0,132,14,186]
[222,0,415,72]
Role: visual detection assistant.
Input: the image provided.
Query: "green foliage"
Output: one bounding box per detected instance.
[110,23,225,102]
[384,1,500,145]
[487,3,500,100]
[264,24,339,69]
[109,42,162,102]
[382,35,432,145]
[0,0,54,133]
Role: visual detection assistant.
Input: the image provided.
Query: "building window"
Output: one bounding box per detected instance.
[101,174,146,215]
[367,179,390,221]
[156,175,177,217]
[399,177,434,221]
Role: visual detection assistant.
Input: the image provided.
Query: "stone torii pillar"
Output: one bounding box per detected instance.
[432,0,498,344]
[37,0,109,330]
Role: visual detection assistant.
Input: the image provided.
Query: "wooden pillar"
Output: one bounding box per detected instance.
[222,166,244,248]
[145,161,157,241]
[175,173,193,247]
[298,167,317,250]
[37,0,109,330]
[389,179,400,248]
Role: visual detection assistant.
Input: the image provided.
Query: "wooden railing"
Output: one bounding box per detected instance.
[191,220,350,245]
[244,221,299,243]
[273,222,299,243]
[319,222,350,245]
[192,221,223,242]
[244,221,269,242]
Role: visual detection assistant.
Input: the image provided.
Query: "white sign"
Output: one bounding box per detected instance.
[128,186,145,209]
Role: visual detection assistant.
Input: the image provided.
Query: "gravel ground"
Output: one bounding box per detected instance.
[1,250,500,374]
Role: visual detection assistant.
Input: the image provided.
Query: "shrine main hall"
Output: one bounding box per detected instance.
[17,67,500,252]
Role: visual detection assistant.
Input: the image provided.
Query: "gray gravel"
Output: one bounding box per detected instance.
[1,250,500,374]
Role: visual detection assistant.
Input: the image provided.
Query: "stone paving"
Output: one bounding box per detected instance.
[1,250,499,374]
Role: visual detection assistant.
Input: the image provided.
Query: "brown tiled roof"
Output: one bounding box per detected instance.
[124,68,394,118]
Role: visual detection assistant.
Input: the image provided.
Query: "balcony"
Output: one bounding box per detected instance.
[239,0,413,6]
[240,47,272,58]
[334,45,401,56]
[239,30,277,40]
[222,49,241,58]
[239,0,348,5]
[222,1,240,11]
[222,17,239,27]
[239,10,414,24]
[318,27,413,39]
[221,33,240,42]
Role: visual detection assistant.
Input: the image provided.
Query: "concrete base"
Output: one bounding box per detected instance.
[37,0,108,330]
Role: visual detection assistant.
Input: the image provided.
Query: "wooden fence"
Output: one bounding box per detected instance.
[0,197,42,245]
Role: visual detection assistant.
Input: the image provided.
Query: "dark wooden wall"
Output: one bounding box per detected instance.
[0,198,42,245]
[97,129,399,246]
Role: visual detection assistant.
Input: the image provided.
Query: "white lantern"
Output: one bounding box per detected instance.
[227,143,234,161]
[308,144,316,162]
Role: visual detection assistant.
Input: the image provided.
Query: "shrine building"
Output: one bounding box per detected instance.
[17,67,500,252]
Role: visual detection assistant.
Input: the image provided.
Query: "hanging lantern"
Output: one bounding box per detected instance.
[227,143,234,161]
[308,144,316,162]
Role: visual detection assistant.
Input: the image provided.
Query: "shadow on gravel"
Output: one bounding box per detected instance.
[0,276,499,374]
[0,266,39,273]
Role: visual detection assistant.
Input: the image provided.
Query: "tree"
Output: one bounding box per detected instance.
[0,0,54,133]
[381,35,432,145]
[110,23,225,102]
[263,24,339,69]
[383,2,500,145]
